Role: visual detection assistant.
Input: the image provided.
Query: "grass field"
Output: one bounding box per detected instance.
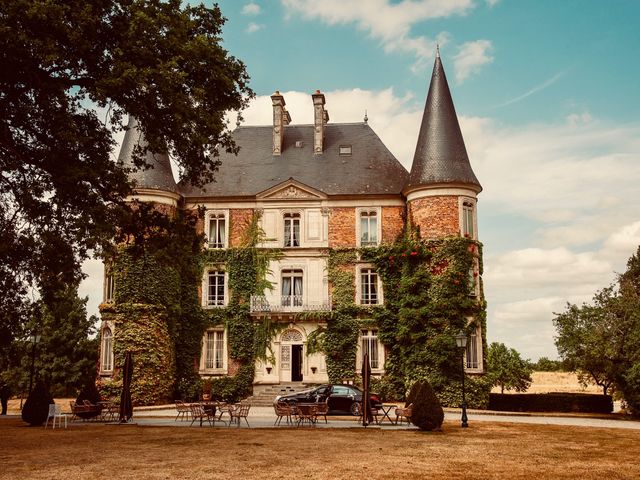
[1,417,639,479]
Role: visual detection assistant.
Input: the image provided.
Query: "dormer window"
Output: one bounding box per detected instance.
[284,213,300,247]
[339,145,352,156]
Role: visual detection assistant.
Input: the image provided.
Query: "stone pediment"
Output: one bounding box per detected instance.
[257,179,327,200]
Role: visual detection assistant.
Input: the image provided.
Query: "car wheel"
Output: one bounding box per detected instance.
[350,402,362,416]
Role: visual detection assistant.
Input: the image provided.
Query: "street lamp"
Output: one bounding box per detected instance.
[455,330,469,428]
[28,333,41,396]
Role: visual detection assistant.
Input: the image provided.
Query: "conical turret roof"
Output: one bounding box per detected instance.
[117,116,178,194]
[405,53,481,193]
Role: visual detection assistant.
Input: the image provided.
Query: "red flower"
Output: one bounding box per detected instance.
[410,251,418,256]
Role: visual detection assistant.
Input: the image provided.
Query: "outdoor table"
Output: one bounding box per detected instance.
[377,404,396,425]
[201,402,217,417]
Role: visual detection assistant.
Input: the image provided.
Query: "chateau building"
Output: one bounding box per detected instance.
[99,53,485,397]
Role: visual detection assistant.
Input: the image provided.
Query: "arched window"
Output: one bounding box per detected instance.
[101,327,113,372]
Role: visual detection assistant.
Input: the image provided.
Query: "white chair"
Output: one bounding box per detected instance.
[45,403,68,429]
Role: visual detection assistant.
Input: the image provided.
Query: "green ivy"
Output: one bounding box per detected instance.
[309,234,489,407]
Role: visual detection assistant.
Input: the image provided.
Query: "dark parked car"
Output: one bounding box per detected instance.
[275,384,382,415]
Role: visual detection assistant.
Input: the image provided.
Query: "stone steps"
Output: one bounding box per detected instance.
[247,383,311,406]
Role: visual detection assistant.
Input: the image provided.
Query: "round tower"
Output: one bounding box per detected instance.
[117,116,181,211]
[403,51,482,241]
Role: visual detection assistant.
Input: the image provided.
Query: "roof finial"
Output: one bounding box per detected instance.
[436,44,440,58]
[364,109,368,124]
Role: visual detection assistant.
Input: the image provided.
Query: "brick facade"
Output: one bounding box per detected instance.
[381,206,405,244]
[328,207,356,247]
[229,209,254,247]
[409,196,459,239]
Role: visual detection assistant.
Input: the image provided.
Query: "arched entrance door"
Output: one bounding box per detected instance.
[280,329,304,382]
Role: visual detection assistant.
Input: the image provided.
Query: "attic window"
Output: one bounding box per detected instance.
[295,140,304,148]
[339,145,352,156]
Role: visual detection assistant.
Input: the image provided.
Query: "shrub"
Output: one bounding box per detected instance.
[407,379,444,431]
[370,375,404,402]
[488,392,613,413]
[76,379,102,405]
[21,381,53,426]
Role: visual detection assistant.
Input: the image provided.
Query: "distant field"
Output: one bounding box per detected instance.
[491,371,602,394]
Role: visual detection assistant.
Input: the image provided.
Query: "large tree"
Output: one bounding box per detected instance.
[0,0,252,356]
[486,342,532,394]
[554,246,640,413]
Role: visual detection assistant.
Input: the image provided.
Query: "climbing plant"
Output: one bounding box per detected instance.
[307,232,489,407]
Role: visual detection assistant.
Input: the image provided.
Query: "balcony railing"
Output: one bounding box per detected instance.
[250,295,332,313]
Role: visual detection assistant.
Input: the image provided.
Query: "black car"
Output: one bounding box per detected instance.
[275,384,382,415]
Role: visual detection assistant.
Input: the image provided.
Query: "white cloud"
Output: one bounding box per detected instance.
[242,3,261,15]
[453,40,493,83]
[245,22,264,33]
[566,111,592,126]
[281,0,476,74]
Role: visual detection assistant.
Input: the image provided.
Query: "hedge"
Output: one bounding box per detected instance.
[488,392,613,413]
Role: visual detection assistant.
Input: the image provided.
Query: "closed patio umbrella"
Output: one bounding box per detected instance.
[119,351,133,423]
[361,353,374,427]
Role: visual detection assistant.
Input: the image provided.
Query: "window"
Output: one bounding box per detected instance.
[101,327,113,372]
[207,270,225,307]
[360,210,378,246]
[468,265,477,297]
[361,329,380,369]
[104,273,115,303]
[462,201,475,238]
[339,145,352,156]
[360,268,379,305]
[205,330,225,370]
[281,269,303,307]
[466,329,480,370]
[283,213,300,247]
[207,213,226,249]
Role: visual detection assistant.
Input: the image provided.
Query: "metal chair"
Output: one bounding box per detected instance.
[273,401,294,426]
[228,403,251,428]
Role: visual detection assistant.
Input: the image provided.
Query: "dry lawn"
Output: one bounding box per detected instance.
[1,418,639,480]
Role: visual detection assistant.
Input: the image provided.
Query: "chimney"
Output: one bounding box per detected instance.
[271,91,291,156]
[312,90,329,155]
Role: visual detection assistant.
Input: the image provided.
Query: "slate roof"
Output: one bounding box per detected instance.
[179,123,409,198]
[118,117,179,194]
[406,54,482,192]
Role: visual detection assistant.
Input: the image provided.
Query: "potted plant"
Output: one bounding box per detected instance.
[202,378,212,401]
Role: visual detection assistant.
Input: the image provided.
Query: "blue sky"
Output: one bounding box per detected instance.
[80,0,640,361]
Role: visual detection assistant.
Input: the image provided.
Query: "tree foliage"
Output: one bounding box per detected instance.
[553,246,640,414]
[486,342,532,394]
[531,356,564,372]
[0,0,252,353]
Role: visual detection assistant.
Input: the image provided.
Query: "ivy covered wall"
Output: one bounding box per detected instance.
[309,235,490,408]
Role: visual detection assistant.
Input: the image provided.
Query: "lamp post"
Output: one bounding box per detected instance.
[455,330,469,428]
[28,333,41,396]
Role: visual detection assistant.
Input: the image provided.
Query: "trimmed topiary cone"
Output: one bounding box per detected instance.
[407,379,444,431]
[22,381,54,426]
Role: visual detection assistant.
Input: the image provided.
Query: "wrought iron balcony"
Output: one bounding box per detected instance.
[250,295,332,313]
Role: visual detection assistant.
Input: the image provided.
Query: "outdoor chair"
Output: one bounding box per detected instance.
[45,403,68,429]
[395,404,412,425]
[175,400,191,421]
[228,403,251,428]
[314,399,329,424]
[215,401,231,421]
[189,403,214,427]
[273,401,294,426]
[295,404,318,427]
